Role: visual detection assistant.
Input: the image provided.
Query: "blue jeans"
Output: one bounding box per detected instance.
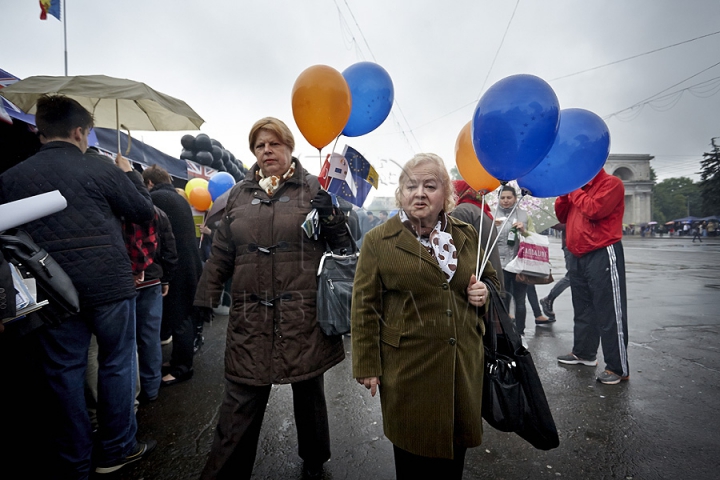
[38,297,138,479]
[136,284,163,399]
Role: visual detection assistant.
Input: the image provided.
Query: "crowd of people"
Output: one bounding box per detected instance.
[0,96,629,479]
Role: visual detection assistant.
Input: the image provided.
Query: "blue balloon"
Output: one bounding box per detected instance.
[208,172,236,201]
[472,74,560,182]
[341,62,394,137]
[517,108,610,198]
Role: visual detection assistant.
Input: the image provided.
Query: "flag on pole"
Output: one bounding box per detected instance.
[318,153,349,189]
[323,146,377,207]
[39,0,61,20]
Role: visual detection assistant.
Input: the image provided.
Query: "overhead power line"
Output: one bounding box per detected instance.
[334,0,422,153]
[550,29,720,81]
[604,62,720,121]
[476,0,521,100]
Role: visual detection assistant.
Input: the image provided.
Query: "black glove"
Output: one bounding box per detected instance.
[310,190,335,219]
[194,306,214,324]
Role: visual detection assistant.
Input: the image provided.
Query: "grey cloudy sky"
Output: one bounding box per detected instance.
[4,0,720,191]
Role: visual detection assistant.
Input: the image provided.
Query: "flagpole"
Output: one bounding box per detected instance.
[63,0,68,75]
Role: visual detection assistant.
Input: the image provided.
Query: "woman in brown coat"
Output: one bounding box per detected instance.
[194,117,351,479]
[351,153,500,479]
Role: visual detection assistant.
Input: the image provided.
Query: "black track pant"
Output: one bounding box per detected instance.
[567,242,629,377]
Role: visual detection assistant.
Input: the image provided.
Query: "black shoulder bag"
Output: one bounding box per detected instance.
[316,226,358,336]
[0,229,80,325]
[482,281,560,450]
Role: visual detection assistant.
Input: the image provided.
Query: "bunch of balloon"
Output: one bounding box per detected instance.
[517,108,610,198]
[291,65,352,153]
[472,74,560,182]
[455,121,501,194]
[341,62,394,137]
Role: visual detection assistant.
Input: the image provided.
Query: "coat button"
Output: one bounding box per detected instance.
[449,338,457,346]
[446,309,452,317]
[442,283,449,290]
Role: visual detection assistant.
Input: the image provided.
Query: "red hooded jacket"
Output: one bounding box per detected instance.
[555,169,624,257]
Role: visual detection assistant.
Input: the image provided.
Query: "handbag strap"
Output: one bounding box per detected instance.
[0,230,41,257]
[484,281,523,355]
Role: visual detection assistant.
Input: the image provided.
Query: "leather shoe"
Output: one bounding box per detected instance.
[161,369,193,387]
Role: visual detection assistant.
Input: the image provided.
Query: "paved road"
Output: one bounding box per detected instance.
[116,235,720,480]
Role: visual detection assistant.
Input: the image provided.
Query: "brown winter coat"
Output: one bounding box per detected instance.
[194,160,349,385]
[351,214,500,459]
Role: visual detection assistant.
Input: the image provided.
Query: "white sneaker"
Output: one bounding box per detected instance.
[521,335,529,349]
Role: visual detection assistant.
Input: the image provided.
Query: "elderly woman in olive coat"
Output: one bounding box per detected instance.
[352,153,500,480]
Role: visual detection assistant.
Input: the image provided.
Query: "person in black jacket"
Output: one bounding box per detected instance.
[0,95,157,477]
[142,165,204,386]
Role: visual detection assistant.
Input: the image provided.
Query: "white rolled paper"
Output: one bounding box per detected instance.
[0,190,68,231]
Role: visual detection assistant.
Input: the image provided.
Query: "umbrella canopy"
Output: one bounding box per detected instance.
[0,74,204,132]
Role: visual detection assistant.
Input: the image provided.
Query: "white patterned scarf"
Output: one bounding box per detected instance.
[256,161,296,196]
[399,210,458,281]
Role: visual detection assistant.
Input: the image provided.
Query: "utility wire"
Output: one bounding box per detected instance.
[335,0,423,153]
[604,64,720,121]
[409,29,720,133]
[476,0,521,100]
[550,29,720,81]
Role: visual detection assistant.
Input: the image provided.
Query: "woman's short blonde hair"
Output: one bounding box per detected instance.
[248,117,295,153]
[395,153,456,213]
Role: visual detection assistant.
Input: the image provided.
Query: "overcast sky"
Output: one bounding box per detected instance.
[4,0,720,193]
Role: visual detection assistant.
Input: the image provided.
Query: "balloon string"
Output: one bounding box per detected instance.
[479,186,500,279]
[478,186,522,278]
[475,195,485,278]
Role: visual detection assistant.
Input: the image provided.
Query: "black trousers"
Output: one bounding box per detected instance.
[503,271,528,335]
[568,242,629,376]
[200,374,331,480]
[393,444,467,480]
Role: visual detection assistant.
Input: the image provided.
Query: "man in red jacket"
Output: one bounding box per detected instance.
[554,169,629,385]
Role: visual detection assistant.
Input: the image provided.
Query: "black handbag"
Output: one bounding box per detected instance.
[482,281,560,450]
[316,232,358,336]
[0,229,80,323]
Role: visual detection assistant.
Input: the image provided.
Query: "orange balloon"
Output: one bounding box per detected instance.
[292,65,352,149]
[189,187,212,212]
[455,121,501,194]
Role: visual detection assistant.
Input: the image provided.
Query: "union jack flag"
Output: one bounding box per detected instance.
[186,160,217,180]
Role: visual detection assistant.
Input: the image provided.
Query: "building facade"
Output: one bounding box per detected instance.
[604,154,654,225]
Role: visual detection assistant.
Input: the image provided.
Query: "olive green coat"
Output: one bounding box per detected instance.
[351,214,500,459]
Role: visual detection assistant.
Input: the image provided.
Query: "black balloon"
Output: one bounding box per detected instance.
[195,134,213,152]
[181,134,195,150]
[211,157,224,171]
[212,145,223,161]
[195,150,213,166]
[210,138,223,149]
[180,149,195,160]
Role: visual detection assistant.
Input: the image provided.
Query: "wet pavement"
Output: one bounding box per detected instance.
[115,235,720,480]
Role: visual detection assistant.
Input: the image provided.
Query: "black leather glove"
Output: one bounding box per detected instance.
[310,190,335,219]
